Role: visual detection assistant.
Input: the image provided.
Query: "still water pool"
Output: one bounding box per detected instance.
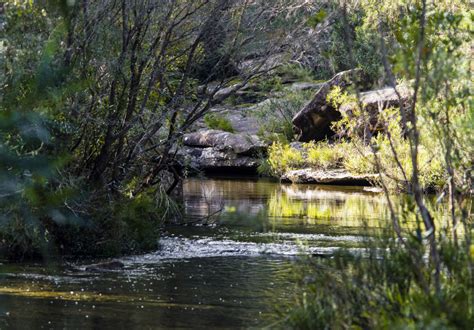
[0,178,391,328]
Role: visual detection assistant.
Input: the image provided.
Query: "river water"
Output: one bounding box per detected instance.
[0,178,391,328]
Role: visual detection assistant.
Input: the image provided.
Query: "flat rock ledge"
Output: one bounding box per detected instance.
[183,129,266,155]
[281,168,378,186]
[179,129,267,172]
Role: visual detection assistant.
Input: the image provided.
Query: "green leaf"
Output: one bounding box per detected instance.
[307,10,327,29]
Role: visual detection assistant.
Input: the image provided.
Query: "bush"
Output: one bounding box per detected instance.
[280,3,473,327]
[266,141,367,175]
[266,137,445,192]
[327,85,447,191]
[267,142,304,176]
[256,75,284,92]
[305,141,345,169]
[255,89,313,143]
[203,113,235,133]
[275,63,318,82]
[41,189,173,258]
[282,221,474,329]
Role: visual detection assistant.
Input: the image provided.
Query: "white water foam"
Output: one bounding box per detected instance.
[122,236,363,265]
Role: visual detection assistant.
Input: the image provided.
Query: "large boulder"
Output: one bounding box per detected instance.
[292,70,362,142]
[179,129,267,172]
[179,146,260,170]
[339,85,411,134]
[183,129,266,155]
[292,70,411,142]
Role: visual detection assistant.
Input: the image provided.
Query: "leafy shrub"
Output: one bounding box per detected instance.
[203,113,235,133]
[267,142,304,176]
[321,8,382,84]
[267,141,369,175]
[275,63,317,82]
[266,137,445,192]
[305,141,345,169]
[43,188,174,258]
[257,157,273,177]
[369,124,445,191]
[257,121,295,145]
[281,3,473,329]
[326,86,446,191]
[256,75,283,92]
[255,90,313,143]
[282,219,474,329]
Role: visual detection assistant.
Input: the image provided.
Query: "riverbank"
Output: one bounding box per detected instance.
[0,190,168,261]
[264,139,446,192]
[178,71,450,192]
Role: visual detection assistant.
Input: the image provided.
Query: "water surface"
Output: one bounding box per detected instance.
[0,178,390,328]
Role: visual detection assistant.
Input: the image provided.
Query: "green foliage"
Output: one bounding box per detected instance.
[340,141,374,175]
[267,139,382,177]
[371,121,445,191]
[326,85,357,110]
[256,75,284,92]
[255,90,313,143]
[275,64,317,83]
[266,136,445,192]
[282,2,473,329]
[306,10,327,29]
[326,84,448,191]
[283,224,474,329]
[257,157,273,177]
[203,113,235,133]
[111,194,162,252]
[305,142,345,169]
[0,1,175,260]
[42,189,171,257]
[0,1,75,259]
[267,142,304,176]
[312,6,382,83]
[266,140,371,175]
[266,141,339,175]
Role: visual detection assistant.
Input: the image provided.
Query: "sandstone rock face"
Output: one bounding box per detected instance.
[180,129,267,171]
[292,70,361,142]
[183,130,266,155]
[281,168,377,186]
[345,86,410,112]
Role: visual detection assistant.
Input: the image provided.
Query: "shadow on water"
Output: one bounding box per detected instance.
[1,177,396,328]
